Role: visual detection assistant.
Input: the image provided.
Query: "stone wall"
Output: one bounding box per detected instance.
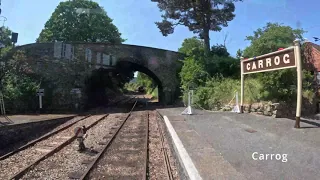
[223,99,316,118]
[9,43,183,106]
[0,116,75,156]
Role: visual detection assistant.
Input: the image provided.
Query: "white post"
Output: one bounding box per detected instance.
[188,91,191,107]
[294,39,302,128]
[191,90,194,105]
[236,91,239,106]
[0,92,3,115]
[2,97,5,115]
[39,95,43,109]
[240,57,244,113]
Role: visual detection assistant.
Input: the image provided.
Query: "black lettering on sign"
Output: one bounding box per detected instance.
[243,50,296,74]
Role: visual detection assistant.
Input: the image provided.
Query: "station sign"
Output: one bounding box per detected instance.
[70,88,81,94]
[242,48,296,74]
[37,89,44,96]
[240,41,303,128]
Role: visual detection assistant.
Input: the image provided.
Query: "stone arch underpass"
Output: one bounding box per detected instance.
[8,42,184,106]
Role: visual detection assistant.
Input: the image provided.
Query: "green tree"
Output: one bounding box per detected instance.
[243,22,306,102]
[180,56,208,91]
[236,49,243,59]
[137,72,155,93]
[2,51,41,113]
[0,27,12,47]
[178,37,238,78]
[243,22,305,57]
[37,0,124,43]
[211,44,229,57]
[151,0,242,54]
[0,27,13,86]
[0,27,13,57]
[178,37,204,55]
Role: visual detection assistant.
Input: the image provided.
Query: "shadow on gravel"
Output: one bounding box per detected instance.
[285,117,320,128]
[299,127,320,129]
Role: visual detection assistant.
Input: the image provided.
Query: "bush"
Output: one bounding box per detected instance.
[124,82,139,92]
[183,77,264,110]
[179,56,208,91]
[203,55,240,78]
[183,70,315,111]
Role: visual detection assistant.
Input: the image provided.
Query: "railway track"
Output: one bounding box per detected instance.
[0,96,179,180]
[0,96,134,161]
[0,115,107,180]
[72,100,148,179]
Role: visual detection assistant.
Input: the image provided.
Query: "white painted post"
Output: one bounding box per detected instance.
[188,91,191,107]
[39,95,43,109]
[0,92,4,115]
[191,90,194,105]
[236,91,239,106]
[240,57,244,113]
[2,95,5,115]
[294,39,302,128]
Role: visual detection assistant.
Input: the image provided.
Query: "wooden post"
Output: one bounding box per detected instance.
[240,57,244,113]
[294,39,302,128]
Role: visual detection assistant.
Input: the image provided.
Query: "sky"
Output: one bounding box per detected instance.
[1,0,320,57]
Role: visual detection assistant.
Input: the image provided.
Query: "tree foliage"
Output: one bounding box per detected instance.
[178,36,204,55]
[2,51,41,113]
[243,22,305,58]
[37,0,124,43]
[136,72,155,93]
[180,56,208,91]
[152,0,242,54]
[0,27,14,57]
[0,27,12,47]
[178,37,239,79]
[236,49,243,59]
[243,22,309,102]
[210,44,229,57]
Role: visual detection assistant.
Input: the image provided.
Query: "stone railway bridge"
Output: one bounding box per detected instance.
[8,42,184,108]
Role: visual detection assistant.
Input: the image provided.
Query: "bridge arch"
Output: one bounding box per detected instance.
[116,58,163,102]
[6,42,183,107]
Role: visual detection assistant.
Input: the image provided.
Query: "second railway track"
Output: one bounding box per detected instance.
[0,97,180,180]
[0,114,107,180]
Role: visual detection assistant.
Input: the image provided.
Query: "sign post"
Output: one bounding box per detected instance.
[39,95,42,109]
[181,90,193,115]
[70,88,81,111]
[240,57,244,113]
[294,40,303,128]
[240,39,302,128]
[37,89,44,111]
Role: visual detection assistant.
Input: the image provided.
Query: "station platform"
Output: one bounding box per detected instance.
[157,107,320,180]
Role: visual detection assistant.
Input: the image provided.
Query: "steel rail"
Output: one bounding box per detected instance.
[0,115,89,160]
[79,100,138,180]
[108,96,131,106]
[142,111,150,180]
[1,96,132,161]
[156,111,174,180]
[10,114,108,180]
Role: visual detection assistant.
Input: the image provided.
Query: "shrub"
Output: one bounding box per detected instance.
[183,77,264,110]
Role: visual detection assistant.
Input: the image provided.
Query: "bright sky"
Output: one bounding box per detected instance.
[1,0,320,57]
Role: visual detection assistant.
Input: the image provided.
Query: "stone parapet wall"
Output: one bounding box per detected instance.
[8,43,183,106]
